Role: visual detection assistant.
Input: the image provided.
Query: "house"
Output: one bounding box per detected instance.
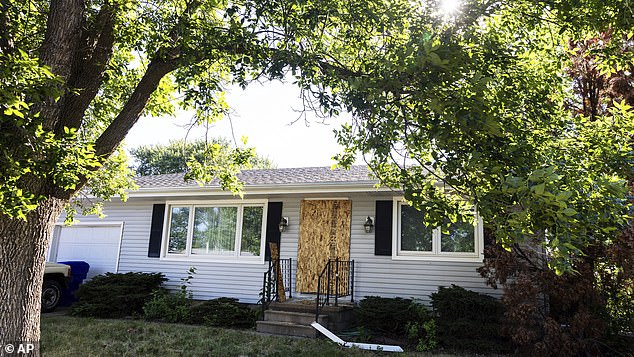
[48,166,496,304]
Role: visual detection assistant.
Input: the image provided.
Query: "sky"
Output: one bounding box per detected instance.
[124,0,464,168]
[125,80,353,168]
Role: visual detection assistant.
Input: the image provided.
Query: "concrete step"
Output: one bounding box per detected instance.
[256,320,318,338]
[264,300,355,334]
[264,310,328,325]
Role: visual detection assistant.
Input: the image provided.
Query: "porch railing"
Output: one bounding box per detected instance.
[315,259,354,321]
[261,258,292,313]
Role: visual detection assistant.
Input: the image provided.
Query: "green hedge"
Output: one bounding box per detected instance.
[142,294,256,329]
[69,270,255,330]
[354,296,437,351]
[143,290,192,323]
[71,272,167,318]
[354,296,430,335]
[187,298,256,328]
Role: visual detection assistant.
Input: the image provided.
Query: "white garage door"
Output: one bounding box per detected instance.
[54,224,123,279]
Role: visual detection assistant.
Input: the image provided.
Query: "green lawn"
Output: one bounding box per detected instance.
[41,316,450,357]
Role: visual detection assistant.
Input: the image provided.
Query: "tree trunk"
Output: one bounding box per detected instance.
[0,197,67,356]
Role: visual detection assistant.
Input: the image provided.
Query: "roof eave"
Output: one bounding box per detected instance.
[127,181,394,198]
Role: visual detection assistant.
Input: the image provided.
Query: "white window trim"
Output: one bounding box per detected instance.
[160,199,268,264]
[391,198,484,262]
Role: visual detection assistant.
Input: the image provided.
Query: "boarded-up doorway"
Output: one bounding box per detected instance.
[296,199,351,293]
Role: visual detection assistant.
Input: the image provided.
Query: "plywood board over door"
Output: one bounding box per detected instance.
[296,199,351,293]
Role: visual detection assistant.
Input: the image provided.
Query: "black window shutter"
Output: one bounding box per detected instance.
[147,204,166,258]
[483,227,496,259]
[265,202,283,261]
[375,200,393,256]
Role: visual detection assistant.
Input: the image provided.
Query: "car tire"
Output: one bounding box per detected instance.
[42,279,63,313]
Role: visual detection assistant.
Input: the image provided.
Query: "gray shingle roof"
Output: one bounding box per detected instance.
[133,166,377,189]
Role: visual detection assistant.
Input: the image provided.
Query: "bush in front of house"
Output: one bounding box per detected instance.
[142,289,192,323]
[430,284,513,354]
[355,296,428,334]
[69,268,255,329]
[354,296,436,350]
[140,266,255,329]
[143,266,195,323]
[71,272,167,318]
[187,297,257,328]
[143,294,256,328]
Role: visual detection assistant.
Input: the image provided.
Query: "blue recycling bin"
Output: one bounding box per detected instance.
[57,261,90,306]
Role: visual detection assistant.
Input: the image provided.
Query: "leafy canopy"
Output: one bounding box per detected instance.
[2,0,632,275]
[0,0,413,219]
[327,0,634,274]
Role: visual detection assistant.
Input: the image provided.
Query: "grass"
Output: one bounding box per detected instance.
[41,315,458,357]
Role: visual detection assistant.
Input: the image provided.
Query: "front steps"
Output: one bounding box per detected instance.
[256,320,322,338]
[256,300,353,338]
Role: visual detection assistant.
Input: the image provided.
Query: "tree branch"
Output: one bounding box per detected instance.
[514,243,543,271]
[90,0,206,162]
[0,0,14,53]
[93,58,178,162]
[55,3,118,134]
[37,0,85,131]
[39,0,85,81]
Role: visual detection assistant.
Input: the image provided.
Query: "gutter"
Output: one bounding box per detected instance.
[127,182,397,198]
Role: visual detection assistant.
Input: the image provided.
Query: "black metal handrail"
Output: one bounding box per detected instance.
[315,258,354,321]
[261,258,292,313]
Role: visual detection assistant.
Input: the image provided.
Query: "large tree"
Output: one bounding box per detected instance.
[130,138,274,176]
[0,0,410,348]
[2,0,632,352]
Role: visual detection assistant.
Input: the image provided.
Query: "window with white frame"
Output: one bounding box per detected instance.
[163,201,267,261]
[394,200,483,260]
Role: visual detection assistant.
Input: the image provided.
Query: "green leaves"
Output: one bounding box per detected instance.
[561,208,577,217]
[532,183,545,195]
[332,0,634,274]
[3,0,412,220]
[1,0,630,278]
[0,51,65,219]
[181,137,265,196]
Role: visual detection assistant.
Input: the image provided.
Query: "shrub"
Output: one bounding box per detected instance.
[354,296,436,350]
[430,285,512,354]
[143,290,192,323]
[431,284,504,322]
[187,298,256,328]
[406,319,438,352]
[71,272,167,318]
[354,296,430,335]
[479,235,634,355]
[143,266,196,323]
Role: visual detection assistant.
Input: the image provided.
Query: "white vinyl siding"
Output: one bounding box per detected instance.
[349,197,496,304]
[57,199,269,303]
[59,193,497,304]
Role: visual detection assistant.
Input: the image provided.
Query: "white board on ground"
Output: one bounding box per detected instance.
[311,322,404,353]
